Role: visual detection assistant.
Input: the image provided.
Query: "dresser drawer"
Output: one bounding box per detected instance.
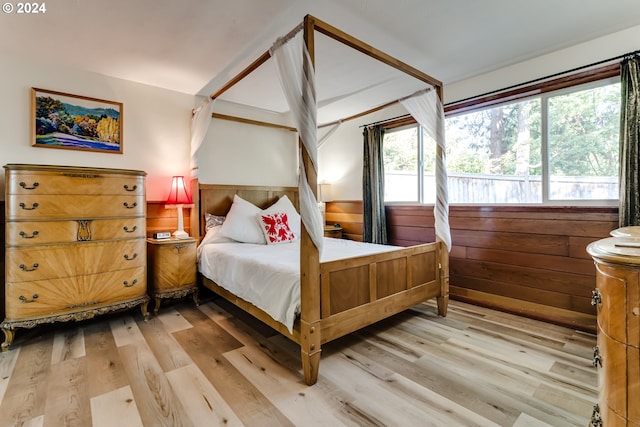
[6,217,146,246]
[598,330,627,420]
[6,170,144,196]
[630,345,640,425]
[5,266,146,320]
[6,194,145,220]
[6,239,145,282]
[601,404,630,427]
[596,263,629,343]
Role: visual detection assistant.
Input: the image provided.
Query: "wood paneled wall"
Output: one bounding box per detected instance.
[0,199,616,333]
[146,202,192,238]
[325,201,364,241]
[326,201,618,333]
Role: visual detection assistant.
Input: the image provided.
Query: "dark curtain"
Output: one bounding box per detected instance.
[619,56,640,226]
[363,125,388,244]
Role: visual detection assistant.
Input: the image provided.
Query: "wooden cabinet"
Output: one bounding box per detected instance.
[587,237,640,426]
[1,164,149,351]
[147,237,197,314]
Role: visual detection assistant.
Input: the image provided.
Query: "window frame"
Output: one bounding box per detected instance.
[382,64,621,206]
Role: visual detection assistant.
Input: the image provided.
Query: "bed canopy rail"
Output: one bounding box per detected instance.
[192,14,448,385]
[207,15,443,130]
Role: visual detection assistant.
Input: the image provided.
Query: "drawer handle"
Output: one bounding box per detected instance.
[19,230,39,239]
[123,202,137,209]
[123,279,138,287]
[64,173,101,179]
[123,184,137,192]
[592,346,602,368]
[19,263,39,272]
[66,300,102,309]
[77,220,92,241]
[174,244,188,253]
[19,202,39,211]
[124,253,138,261]
[19,181,39,190]
[19,294,39,303]
[589,403,602,427]
[590,289,602,306]
[123,225,137,233]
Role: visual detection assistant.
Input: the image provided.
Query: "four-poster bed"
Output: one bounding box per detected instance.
[191,15,450,386]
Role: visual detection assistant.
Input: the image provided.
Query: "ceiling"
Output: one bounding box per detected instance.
[2,0,640,123]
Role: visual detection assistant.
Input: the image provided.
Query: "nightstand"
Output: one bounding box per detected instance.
[324,224,343,239]
[147,237,198,314]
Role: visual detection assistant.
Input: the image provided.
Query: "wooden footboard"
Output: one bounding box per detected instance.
[317,241,448,344]
[199,239,449,385]
[196,183,449,385]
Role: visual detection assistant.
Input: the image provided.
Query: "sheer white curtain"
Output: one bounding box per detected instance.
[400,89,451,251]
[270,28,324,252]
[190,97,215,178]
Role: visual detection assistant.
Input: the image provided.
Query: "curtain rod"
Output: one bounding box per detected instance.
[359,113,412,128]
[447,48,639,108]
[359,48,640,129]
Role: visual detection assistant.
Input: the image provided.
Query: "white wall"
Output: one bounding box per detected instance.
[17,22,631,204]
[196,100,298,187]
[319,24,640,201]
[445,25,640,105]
[0,51,194,201]
[318,103,406,201]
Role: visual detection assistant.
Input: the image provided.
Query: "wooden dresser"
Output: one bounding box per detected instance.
[587,237,640,426]
[1,164,149,351]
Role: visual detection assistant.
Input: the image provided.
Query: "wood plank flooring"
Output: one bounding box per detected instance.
[0,296,598,426]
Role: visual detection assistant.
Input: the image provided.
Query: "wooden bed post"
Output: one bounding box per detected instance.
[437,241,449,316]
[299,14,322,386]
[199,14,449,386]
[189,177,200,240]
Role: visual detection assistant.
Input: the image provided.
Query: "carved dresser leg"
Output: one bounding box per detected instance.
[141,300,150,321]
[1,328,15,352]
[153,297,162,316]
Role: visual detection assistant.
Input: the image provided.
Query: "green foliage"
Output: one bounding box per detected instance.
[442,82,619,178]
[548,84,620,176]
[35,96,64,118]
[383,126,418,171]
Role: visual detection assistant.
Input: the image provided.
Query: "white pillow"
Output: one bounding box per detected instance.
[218,194,266,244]
[262,195,300,237]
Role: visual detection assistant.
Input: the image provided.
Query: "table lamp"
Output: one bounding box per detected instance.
[165,176,192,239]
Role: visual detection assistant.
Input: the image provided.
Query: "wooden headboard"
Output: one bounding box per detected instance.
[198,183,299,237]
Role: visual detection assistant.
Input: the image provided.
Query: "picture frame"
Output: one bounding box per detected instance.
[32,88,123,154]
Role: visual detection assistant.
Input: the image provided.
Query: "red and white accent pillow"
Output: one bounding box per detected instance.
[258,212,296,244]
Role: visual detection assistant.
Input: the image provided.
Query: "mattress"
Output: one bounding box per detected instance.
[197,235,398,333]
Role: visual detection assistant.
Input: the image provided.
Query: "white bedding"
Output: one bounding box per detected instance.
[197,235,398,333]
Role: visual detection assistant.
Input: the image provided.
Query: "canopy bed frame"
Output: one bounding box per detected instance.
[192,15,449,386]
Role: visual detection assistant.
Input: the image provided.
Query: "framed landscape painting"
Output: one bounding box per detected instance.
[32,88,123,154]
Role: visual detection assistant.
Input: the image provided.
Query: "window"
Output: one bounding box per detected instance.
[383,71,620,205]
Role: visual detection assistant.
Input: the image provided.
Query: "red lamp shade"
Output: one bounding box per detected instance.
[165,176,192,205]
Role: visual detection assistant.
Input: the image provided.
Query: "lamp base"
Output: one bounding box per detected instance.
[172,230,190,239]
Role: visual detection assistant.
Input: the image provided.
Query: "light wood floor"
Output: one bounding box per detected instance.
[0,296,597,427]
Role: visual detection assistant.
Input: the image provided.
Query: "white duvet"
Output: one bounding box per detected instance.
[197,234,398,333]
